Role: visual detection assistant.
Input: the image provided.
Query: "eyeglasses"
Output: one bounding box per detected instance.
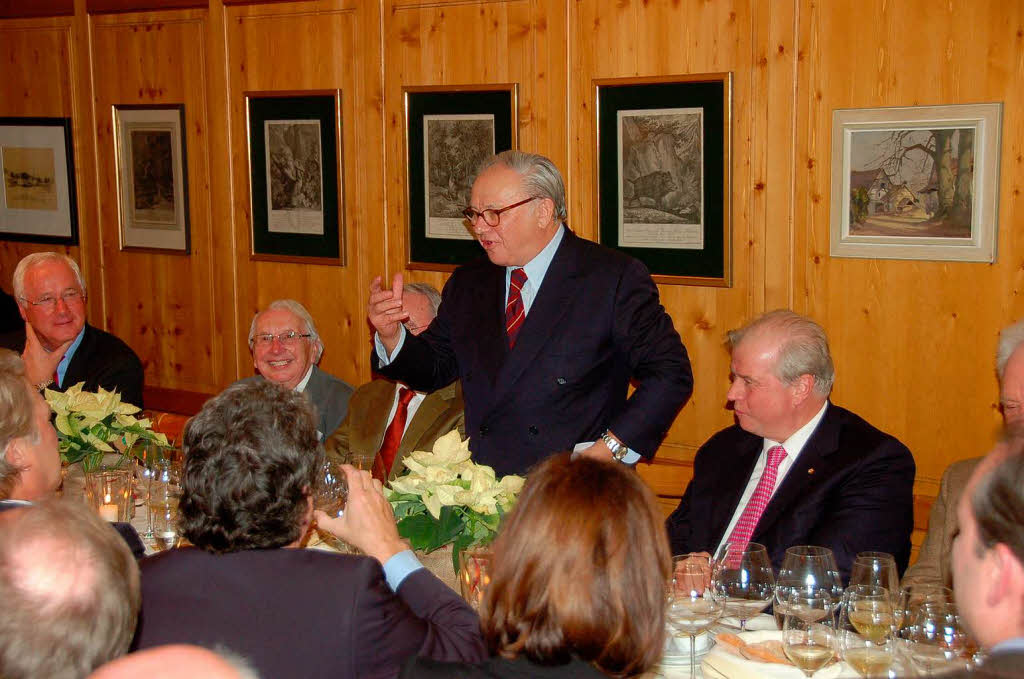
[19,289,85,311]
[462,196,539,227]
[252,331,314,348]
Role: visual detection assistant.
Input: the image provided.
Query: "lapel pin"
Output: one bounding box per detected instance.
[807,468,815,475]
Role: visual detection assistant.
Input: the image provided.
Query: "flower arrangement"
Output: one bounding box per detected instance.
[386,430,525,571]
[45,382,171,471]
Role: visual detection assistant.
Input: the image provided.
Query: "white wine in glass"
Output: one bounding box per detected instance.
[843,645,894,677]
[783,591,835,677]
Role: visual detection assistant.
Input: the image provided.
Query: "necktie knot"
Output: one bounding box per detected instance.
[766,445,787,469]
[397,386,415,406]
[510,267,527,289]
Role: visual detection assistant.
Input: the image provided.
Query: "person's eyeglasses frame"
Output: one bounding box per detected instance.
[18,288,86,312]
[462,196,540,227]
[252,331,314,348]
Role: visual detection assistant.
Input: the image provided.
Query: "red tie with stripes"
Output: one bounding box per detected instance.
[724,445,788,549]
[372,387,416,482]
[506,268,527,348]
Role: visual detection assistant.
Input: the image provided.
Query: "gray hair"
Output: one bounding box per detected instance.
[0,350,36,500]
[478,150,568,222]
[0,498,141,679]
[997,319,1024,381]
[727,309,835,396]
[12,252,86,301]
[970,428,1024,564]
[247,299,323,362]
[404,282,442,316]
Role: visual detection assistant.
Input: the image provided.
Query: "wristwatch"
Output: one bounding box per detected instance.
[601,431,628,462]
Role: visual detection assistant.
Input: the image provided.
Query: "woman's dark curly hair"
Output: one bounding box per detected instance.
[178,380,324,553]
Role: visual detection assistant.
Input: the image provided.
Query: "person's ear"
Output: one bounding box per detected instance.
[789,373,814,404]
[987,543,1024,607]
[536,196,555,227]
[4,439,27,468]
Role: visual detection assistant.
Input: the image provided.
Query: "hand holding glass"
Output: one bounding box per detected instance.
[712,540,775,630]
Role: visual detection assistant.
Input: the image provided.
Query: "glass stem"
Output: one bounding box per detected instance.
[689,633,696,679]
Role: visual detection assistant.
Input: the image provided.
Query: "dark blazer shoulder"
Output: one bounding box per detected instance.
[402,655,608,679]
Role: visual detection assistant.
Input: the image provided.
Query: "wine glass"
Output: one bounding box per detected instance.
[712,540,775,630]
[782,591,836,677]
[850,552,900,594]
[839,585,895,677]
[775,545,844,629]
[313,459,348,518]
[902,601,972,675]
[667,554,724,679]
[895,584,953,640]
[148,459,182,551]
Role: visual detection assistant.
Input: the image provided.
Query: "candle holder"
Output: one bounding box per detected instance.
[84,467,132,522]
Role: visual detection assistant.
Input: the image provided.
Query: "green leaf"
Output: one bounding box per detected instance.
[391,501,426,520]
[396,514,444,552]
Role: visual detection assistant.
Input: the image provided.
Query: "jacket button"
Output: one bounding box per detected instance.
[479,425,489,437]
[528,426,539,436]
[556,377,566,385]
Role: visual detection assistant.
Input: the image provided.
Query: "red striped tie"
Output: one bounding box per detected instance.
[372,387,416,482]
[505,268,528,348]
[724,445,787,549]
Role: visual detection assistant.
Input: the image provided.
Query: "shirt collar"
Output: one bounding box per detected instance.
[991,637,1024,655]
[763,400,830,458]
[56,326,87,384]
[293,365,315,393]
[507,224,565,288]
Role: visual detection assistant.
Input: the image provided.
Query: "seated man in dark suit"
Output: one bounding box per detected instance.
[327,282,464,481]
[14,252,144,407]
[237,299,354,440]
[132,380,486,679]
[666,310,915,579]
[0,498,141,679]
[948,430,1024,678]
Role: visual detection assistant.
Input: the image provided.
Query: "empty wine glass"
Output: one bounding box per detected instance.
[895,584,953,640]
[782,591,836,677]
[712,540,775,630]
[775,545,844,629]
[667,554,724,679]
[901,600,972,675]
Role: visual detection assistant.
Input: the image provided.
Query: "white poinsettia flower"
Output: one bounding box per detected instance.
[498,474,526,495]
[423,492,443,519]
[389,476,424,496]
[427,430,472,465]
[433,484,464,507]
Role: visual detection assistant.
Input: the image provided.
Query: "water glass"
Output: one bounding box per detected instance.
[776,545,843,628]
[148,459,182,551]
[668,554,724,679]
[314,459,348,518]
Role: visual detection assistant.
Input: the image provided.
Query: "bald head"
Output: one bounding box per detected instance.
[89,645,258,679]
[0,500,140,679]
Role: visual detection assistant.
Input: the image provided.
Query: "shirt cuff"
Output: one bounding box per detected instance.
[373,326,407,366]
[382,549,423,591]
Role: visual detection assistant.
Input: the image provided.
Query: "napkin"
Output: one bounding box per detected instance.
[700,631,858,679]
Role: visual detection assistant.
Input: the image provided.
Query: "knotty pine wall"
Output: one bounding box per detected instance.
[2,0,1022,553]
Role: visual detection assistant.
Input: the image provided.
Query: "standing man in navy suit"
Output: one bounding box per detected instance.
[666,310,915,579]
[368,151,692,476]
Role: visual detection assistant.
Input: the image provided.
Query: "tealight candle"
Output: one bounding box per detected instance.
[99,503,119,522]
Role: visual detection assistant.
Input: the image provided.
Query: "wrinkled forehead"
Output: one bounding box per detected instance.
[24,261,79,295]
[255,308,307,334]
[471,164,526,205]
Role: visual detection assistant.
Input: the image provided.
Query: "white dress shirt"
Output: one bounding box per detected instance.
[384,383,427,440]
[714,401,830,555]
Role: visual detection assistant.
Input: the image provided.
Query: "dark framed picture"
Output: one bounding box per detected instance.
[404,84,518,271]
[830,103,1002,262]
[0,117,78,245]
[595,74,732,286]
[113,105,190,253]
[245,91,344,265]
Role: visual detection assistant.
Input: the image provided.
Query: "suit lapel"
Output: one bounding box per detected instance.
[753,406,840,538]
[712,435,764,542]
[492,230,583,403]
[61,324,94,389]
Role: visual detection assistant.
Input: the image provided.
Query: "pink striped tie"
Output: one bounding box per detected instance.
[505,268,527,347]
[724,445,787,549]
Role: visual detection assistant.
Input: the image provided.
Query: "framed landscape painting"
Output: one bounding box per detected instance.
[595,74,732,286]
[404,84,517,271]
[245,90,344,265]
[113,105,190,253]
[830,103,1002,262]
[0,117,78,245]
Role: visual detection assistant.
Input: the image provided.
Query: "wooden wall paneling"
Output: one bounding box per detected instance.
[0,1,74,18]
[568,0,774,485]
[225,0,384,387]
[381,0,569,307]
[88,8,222,394]
[0,17,81,292]
[794,0,1024,509]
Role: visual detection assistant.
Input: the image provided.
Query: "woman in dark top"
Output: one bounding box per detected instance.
[402,452,672,679]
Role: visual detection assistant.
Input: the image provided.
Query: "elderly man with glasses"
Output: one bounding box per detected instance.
[13,252,144,407]
[368,151,692,476]
[236,299,354,440]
